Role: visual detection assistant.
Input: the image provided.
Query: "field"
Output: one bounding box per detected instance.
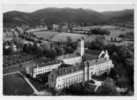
[33,31,60,40]
[90,25,133,37]
[3,73,34,95]
[30,25,133,43]
[33,30,86,42]
[51,32,85,42]
[82,25,134,45]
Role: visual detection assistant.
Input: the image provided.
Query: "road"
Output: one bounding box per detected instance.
[3,60,34,74]
[19,72,39,94]
[3,71,20,76]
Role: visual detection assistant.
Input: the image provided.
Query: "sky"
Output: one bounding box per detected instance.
[2,4,134,13]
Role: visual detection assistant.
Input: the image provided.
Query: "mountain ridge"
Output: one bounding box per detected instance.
[3,8,134,28]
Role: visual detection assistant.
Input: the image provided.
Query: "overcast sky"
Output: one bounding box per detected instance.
[3,4,134,13]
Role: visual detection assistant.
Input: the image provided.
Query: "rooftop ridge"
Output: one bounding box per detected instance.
[57,53,80,59]
[56,58,111,76]
[34,59,61,68]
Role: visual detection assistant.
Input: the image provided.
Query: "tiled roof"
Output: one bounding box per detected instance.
[56,58,111,76]
[57,53,80,60]
[57,64,82,76]
[84,50,100,60]
[34,58,61,68]
[87,58,111,66]
[25,57,61,69]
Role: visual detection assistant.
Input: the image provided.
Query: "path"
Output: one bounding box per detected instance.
[3,71,20,76]
[19,72,39,95]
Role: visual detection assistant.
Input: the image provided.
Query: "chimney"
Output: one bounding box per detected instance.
[80,38,84,57]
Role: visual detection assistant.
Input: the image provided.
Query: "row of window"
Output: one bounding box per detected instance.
[33,64,59,75]
[95,67,110,75]
[89,61,112,73]
[96,61,112,68]
[34,68,48,75]
[57,72,83,89]
[94,64,111,72]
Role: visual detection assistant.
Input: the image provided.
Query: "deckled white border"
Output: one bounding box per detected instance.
[0,0,136,100]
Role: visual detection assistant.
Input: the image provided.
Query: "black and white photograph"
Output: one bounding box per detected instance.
[2,2,134,96]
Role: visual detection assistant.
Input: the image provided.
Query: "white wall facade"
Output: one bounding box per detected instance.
[89,60,114,79]
[33,63,61,78]
[55,70,84,90]
[54,59,114,90]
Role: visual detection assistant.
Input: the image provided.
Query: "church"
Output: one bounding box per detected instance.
[47,38,114,90]
[24,38,114,90]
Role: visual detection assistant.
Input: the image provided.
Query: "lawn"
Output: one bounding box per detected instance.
[3,73,34,95]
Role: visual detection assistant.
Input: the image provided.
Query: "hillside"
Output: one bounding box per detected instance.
[3,11,40,27]
[102,9,134,26]
[3,8,134,28]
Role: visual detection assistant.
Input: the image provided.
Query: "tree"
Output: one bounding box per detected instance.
[96,78,120,96]
[88,37,105,50]
[3,46,12,55]
[119,31,134,41]
[104,44,134,95]
[88,28,110,35]
[66,36,72,46]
